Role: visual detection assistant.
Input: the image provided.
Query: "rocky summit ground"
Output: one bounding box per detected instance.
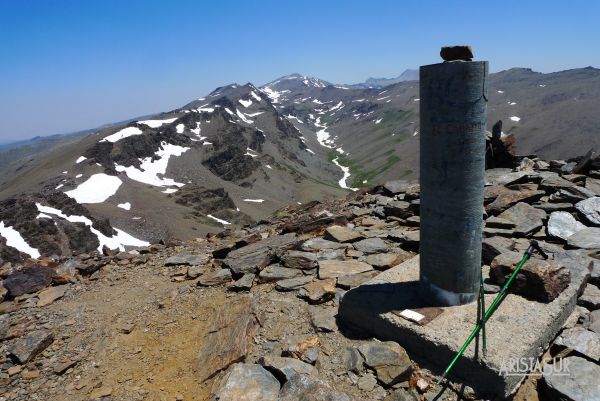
[1,151,600,401]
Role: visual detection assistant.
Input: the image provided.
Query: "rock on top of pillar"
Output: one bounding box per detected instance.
[440,46,474,62]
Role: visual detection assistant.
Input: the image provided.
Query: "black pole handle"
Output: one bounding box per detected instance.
[526,240,548,259]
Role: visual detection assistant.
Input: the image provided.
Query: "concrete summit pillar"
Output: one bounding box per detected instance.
[419,49,488,306]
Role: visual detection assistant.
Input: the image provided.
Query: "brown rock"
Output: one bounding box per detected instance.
[325,225,363,243]
[318,260,373,279]
[357,341,412,386]
[282,336,320,365]
[196,296,258,381]
[336,271,379,289]
[486,188,545,214]
[298,279,336,304]
[89,386,113,399]
[280,250,318,270]
[490,252,571,302]
[366,253,405,270]
[197,269,232,286]
[36,284,68,307]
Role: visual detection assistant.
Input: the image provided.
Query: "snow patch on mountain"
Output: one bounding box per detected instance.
[207,214,231,225]
[239,99,252,108]
[138,117,178,128]
[118,202,131,210]
[115,142,190,187]
[0,221,41,258]
[101,127,143,143]
[236,109,253,124]
[65,174,122,204]
[35,204,148,252]
[332,158,357,191]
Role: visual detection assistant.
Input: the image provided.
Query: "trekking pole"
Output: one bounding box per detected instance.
[437,240,548,384]
[479,267,487,356]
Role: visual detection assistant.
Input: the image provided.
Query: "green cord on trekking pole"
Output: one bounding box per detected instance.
[437,240,548,384]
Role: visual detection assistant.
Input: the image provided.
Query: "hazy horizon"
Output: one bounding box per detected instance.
[2,0,599,143]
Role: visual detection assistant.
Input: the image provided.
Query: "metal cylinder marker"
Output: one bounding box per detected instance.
[419,55,488,306]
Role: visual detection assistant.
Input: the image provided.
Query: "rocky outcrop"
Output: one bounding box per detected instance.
[0,192,116,262]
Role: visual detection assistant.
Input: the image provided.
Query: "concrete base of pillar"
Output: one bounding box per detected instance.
[338,255,590,398]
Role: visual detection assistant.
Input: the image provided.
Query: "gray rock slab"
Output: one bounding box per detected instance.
[8,329,54,364]
[318,260,373,279]
[301,238,347,251]
[542,356,600,401]
[275,276,313,292]
[554,327,600,360]
[213,363,280,401]
[258,265,302,283]
[164,254,210,266]
[578,283,600,310]
[309,306,337,332]
[259,356,317,382]
[548,211,587,241]
[325,225,363,243]
[567,227,600,249]
[353,238,389,254]
[278,373,357,401]
[498,202,546,237]
[575,197,600,225]
[339,255,589,397]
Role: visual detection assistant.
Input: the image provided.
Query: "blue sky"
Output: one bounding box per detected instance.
[1,0,598,143]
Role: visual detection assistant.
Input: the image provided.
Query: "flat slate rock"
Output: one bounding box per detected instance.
[309,306,337,332]
[542,356,600,401]
[275,276,313,292]
[279,373,356,401]
[567,227,600,249]
[280,250,318,270]
[164,254,210,266]
[336,271,380,289]
[548,211,587,241]
[224,234,298,275]
[325,225,363,243]
[318,260,373,279]
[366,253,407,270]
[352,238,389,254]
[37,284,68,307]
[258,265,303,283]
[301,238,347,251]
[575,197,600,225]
[8,329,54,364]
[212,363,280,401]
[554,327,600,360]
[196,296,257,381]
[197,269,232,286]
[486,188,545,214]
[498,202,547,237]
